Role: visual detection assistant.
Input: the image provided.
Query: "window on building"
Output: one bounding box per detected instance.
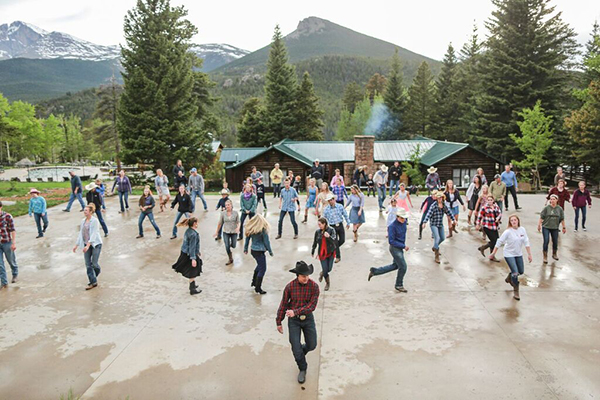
[261,170,270,187]
[452,168,477,188]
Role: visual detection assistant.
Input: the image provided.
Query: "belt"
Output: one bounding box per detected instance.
[332,223,342,227]
[295,313,312,321]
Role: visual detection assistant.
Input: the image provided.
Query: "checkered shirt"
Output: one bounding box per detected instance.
[476,203,502,230]
[0,211,15,243]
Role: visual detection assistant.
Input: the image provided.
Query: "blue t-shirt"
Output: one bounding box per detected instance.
[501,171,517,187]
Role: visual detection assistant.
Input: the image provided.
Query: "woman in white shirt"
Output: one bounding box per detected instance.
[73,204,103,291]
[489,214,532,301]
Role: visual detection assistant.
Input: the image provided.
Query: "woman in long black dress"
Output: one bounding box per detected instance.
[172,217,202,295]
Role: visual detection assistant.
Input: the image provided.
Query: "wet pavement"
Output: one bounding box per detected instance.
[0,194,598,400]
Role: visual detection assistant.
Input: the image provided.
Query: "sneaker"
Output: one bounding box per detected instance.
[395,286,408,293]
[104,233,109,237]
[293,235,298,239]
[516,206,522,210]
[583,227,587,231]
[156,235,161,239]
[574,229,578,232]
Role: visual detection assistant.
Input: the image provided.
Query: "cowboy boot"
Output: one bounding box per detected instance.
[552,250,559,260]
[251,270,258,287]
[434,249,441,264]
[513,281,520,301]
[543,251,548,264]
[255,277,266,295]
[505,273,514,287]
[302,214,308,224]
[448,228,453,238]
[324,276,330,291]
[226,253,233,266]
[189,281,201,295]
[478,243,489,257]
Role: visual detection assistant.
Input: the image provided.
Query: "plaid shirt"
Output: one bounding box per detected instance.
[476,203,502,230]
[331,185,348,202]
[423,203,454,227]
[276,278,320,326]
[323,203,350,225]
[0,211,15,243]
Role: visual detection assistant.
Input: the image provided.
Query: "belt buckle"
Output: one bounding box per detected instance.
[299,315,306,321]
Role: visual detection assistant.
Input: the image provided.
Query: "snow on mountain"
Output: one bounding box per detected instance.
[0,21,120,61]
[191,43,250,71]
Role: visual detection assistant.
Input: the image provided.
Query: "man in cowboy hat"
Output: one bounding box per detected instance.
[373,164,389,211]
[276,260,320,384]
[368,208,410,292]
[28,188,48,238]
[322,192,350,263]
[425,166,441,194]
[85,182,109,237]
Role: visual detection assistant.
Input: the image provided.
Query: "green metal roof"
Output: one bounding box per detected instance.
[419,142,469,166]
[219,147,267,164]
[281,140,355,162]
[374,140,436,162]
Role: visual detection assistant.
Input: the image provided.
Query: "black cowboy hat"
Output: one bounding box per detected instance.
[289,261,314,275]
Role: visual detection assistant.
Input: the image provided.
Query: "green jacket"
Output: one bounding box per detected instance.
[240,192,257,214]
[489,181,506,201]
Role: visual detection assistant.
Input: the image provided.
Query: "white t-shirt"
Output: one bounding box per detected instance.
[495,227,530,257]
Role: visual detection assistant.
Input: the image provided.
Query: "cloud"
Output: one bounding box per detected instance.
[37,7,93,25]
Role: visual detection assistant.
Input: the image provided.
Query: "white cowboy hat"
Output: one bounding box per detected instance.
[396,208,410,219]
[427,166,437,174]
[85,182,97,191]
[325,193,336,201]
[435,192,445,199]
[29,188,40,194]
[380,165,388,172]
[220,189,229,195]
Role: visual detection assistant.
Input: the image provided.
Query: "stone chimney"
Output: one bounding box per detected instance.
[354,135,375,174]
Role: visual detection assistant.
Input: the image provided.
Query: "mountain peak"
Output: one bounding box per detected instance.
[289,17,333,39]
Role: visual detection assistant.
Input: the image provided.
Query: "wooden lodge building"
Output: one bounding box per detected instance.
[219,136,503,192]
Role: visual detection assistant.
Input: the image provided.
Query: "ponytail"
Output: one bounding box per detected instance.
[177,217,198,228]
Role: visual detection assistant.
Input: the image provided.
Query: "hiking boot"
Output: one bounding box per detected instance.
[543,251,548,264]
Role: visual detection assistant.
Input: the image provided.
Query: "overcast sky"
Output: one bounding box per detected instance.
[1,0,599,60]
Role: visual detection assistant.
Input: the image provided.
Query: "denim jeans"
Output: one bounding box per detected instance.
[574,206,587,229]
[377,186,386,209]
[251,250,267,277]
[33,213,49,236]
[371,245,407,287]
[66,192,85,211]
[495,200,503,210]
[239,211,255,239]
[505,256,524,287]
[0,241,18,285]
[172,211,190,237]
[278,210,298,236]
[223,232,237,255]
[389,180,399,197]
[431,225,445,249]
[319,256,335,279]
[100,194,106,210]
[118,191,130,212]
[288,313,317,371]
[190,189,208,212]
[95,209,108,235]
[138,212,160,236]
[504,185,519,209]
[542,227,559,252]
[273,183,281,198]
[83,244,102,285]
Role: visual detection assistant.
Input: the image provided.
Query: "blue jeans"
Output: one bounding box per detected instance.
[505,256,524,287]
[100,194,106,210]
[95,209,108,235]
[138,212,160,236]
[0,241,18,285]
[66,192,85,211]
[495,200,503,211]
[239,211,255,239]
[431,225,445,249]
[172,211,190,237]
[288,313,317,371]
[320,256,335,279]
[273,183,281,198]
[389,180,399,197]
[278,210,298,236]
[33,213,49,236]
[190,189,207,212]
[83,244,102,285]
[377,186,386,209]
[574,206,587,229]
[371,245,407,287]
[118,191,130,212]
[542,227,559,252]
[223,232,237,255]
[251,250,267,277]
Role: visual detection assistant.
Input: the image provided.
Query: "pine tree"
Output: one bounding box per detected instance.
[295,72,324,141]
[405,61,436,137]
[94,76,123,169]
[583,21,600,86]
[474,0,578,160]
[434,43,462,142]
[342,82,364,114]
[237,97,265,147]
[261,25,298,145]
[335,98,372,140]
[366,73,387,104]
[118,0,204,170]
[456,24,483,142]
[381,49,408,140]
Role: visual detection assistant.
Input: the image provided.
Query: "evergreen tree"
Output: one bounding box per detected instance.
[261,25,298,145]
[583,21,600,86]
[405,61,436,137]
[118,0,205,170]
[295,72,324,141]
[381,49,408,140]
[474,0,578,160]
[342,82,364,114]
[237,97,265,147]
[336,98,372,140]
[94,76,123,168]
[434,43,462,142]
[455,24,483,142]
[366,73,387,104]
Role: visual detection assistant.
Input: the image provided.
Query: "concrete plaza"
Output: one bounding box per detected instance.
[0,193,598,400]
